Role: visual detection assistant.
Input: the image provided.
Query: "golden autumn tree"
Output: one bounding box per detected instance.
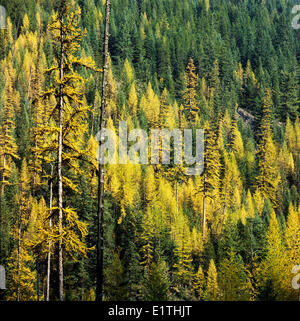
[0,55,20,195]
[220,151,243,232]
[256,89,280,205]
[128,82,138,115]
[285,117,296,151]
[40,1,97,300]
[106,56,118,120]
[172,211,193,289]
[205,259,219,301]
[229,115,244,160]
[218,249,252,301]
[284,204,300,300]
[140,207,155,269]
[182,58,199,123]
[7,160,36,301]
[199,122,221,240]
[159,88,170,128]
[259,211,289,300]
[141,82,160,128]
[192,265,205,300]
[26,9,48,191]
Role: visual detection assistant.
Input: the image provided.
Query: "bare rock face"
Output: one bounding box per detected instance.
[237,107,256,125]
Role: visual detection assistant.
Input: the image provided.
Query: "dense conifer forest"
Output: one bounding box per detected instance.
[0,0,300,301]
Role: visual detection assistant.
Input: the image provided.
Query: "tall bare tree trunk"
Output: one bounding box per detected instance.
[58,6,64,301]
[1,155,6,196]
[91,72,100,135]
[202,175,207,241]
[221,187,228,234]
[46,164,53,301]
[202,196,206,240]
[96,0,111,302]
[176,180,179,214]
[17,205,21,301]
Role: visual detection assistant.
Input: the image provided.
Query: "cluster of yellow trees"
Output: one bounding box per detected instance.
[0,2,299,301]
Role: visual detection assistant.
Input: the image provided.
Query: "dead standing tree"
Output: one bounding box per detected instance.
[96,0,111,302]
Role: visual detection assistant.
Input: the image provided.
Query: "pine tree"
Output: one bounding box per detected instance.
[104,249,127,300]
[256,89,280,205]
[7,160,36,301]
[205,259,219,301]
[208,59,222,115]
[218,249,251,301]
[141,82,160,128]
[0,57,20,195]
[159,88,170,128]
[279,71,299,122]
[200,122,221,240]
[285,117,297,151]
[143,260,170,301]
[182,58,199,123]
[192,265,205,300]
[229,116,244,160]
[128,82,138,115]
[220,151,242,232]
[173,212,193,287]
[259,211,289,300]
[144,166,157,206]
[140,207,155,269]
[284,203,300,300]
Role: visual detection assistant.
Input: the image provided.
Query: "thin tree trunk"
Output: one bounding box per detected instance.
[36,260,39,301]
[176,180,179,214]
[221,187,228,234]
[17,205,21,302]
[33,28,42,193]
[1,155,6,196]
[91,72,100,135]
[46,164,53,301]
[57,7,64,302]
[202,195,206,240]
[96,0,111,302]
[202,175,207,241]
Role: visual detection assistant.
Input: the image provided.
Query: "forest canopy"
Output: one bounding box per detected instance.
[0,0,299,301]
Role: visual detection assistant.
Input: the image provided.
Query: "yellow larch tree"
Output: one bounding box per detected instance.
[182,58,199,124]
[285,117,297,152]
[7,160,36,301]
[172,211,193,287]
[205,259,219,301]
[141,82,160,128]
[256,89,280,205]
[128,82,138,115]
[140,207,155,269]
[284,204,300,300]
[192,265,205,300]
[220,151,243,232]
[259,211,289,300]
[199,122,221,240]
[0,55,20,195]
[229,115,244,160]
[39,2,97,300]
